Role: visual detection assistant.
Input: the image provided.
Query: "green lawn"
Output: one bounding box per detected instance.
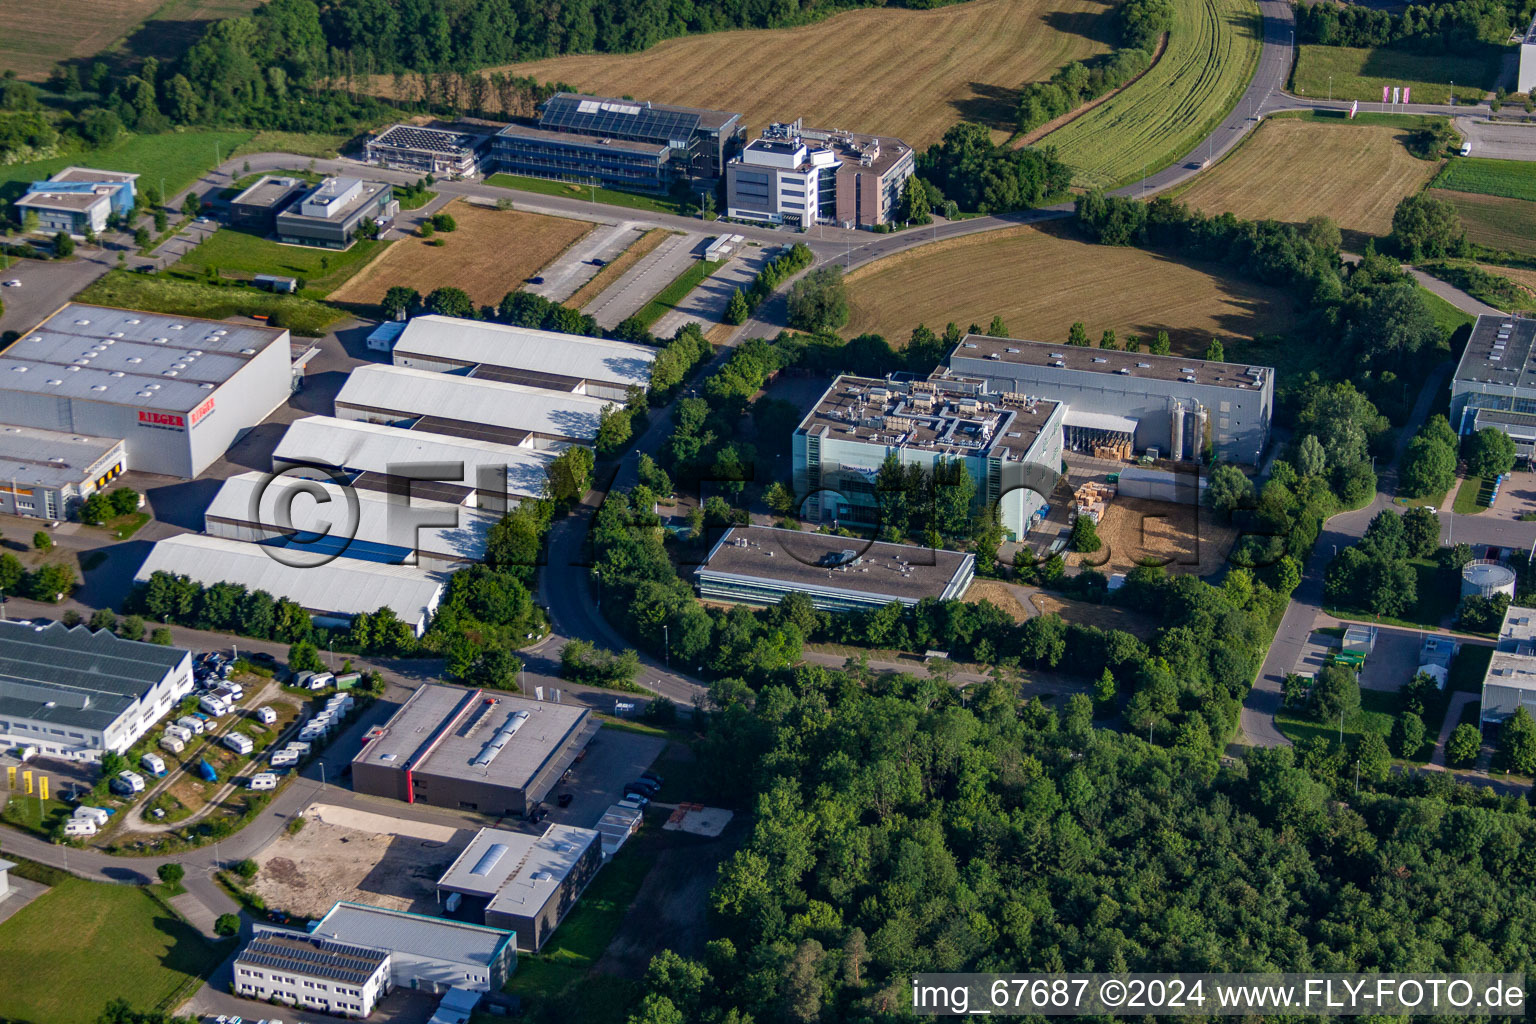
[505,831,660,1020]
[1432,157,1536,202]
[1324,558,1460,631]
[231,131,352,161]
[1453,474,1490,514]
[0,878,227,1024]
[0,129,254,205]
[172,227,389,298]
[1275,685,1397,748]
[485,173,687,217]
[1417,285,1476,335]
[1044,0,1263,188]
[0,793,74,838]
[634,259,725,328]
[77,269,346,337]
[394,186,438,211]
[1291,44,1501,105]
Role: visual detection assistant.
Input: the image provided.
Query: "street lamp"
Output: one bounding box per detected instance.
[1328,76,1333,103]
[663,623,670,666]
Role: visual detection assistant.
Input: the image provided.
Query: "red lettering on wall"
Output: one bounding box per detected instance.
[138,410,185,428]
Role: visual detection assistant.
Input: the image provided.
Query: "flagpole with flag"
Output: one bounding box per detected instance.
[1403,86,1411,105]
[1383,85,1389,112]
[1349,99,1358,119]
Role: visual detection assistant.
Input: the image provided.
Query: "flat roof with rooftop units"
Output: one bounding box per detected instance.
[391,316,657,401]
[952,334,1271,390]
[231,175,308,211]
[436,824,603,951]
[0,424,126,519]
[1451,315,1536,435]
[695,525,975,613]
[310,901,517,993]
[334,364,612,449]
[352,685,598,818]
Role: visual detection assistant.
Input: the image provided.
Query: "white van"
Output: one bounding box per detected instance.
[160,734,186,755]
[223,732,254,756]
[140,752,166,776]
[63,818,98,837]
[73,805,110,826]
[255,706,278,725]
[248,772,278,790]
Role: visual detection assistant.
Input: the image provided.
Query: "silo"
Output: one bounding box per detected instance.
[1193,404,1210,462]
[1461,559,1517,600]
[1169,400,1184,461]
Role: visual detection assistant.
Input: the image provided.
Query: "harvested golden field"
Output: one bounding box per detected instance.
[965,580,1035,623]
[1172,118,1441,238]
[0,0,159,79]
[464,0,1112,147]
[843,223,1301,352]
[332,200,592,309]
[1480,263,1536,302]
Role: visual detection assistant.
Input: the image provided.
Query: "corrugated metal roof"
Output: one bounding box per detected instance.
[334,365,609,442]
[0,424,122,489]
[205,471,496,563]
[0,621,188,732]
[133,534,446,627]
[273,415,551,500]
[393,316,656,389]
[313,902,514,970]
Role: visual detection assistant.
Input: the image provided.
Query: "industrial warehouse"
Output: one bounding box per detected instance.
[351,685,599,817]
[334,365,611,449]
[0,425,125,519]
[435,824,603,951]
[273,415,554,510]
[695,525,977,613]
[0,304,293,478]
[1450,314,1536,457]
[388,316,658,402]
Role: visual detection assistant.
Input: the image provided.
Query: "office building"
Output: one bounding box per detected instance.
[436,824,603,951]
[351,685,598,817]
[134,533,448,635]
[310,902,517,994]
[695,525,976,613]
[725,120,915,228]
[272,415,552,511]
[1481,604,1536,726]
[492,92,743,190]
[946,334,1274,465]
[792,374,1065,536]
[1450,315,1536,456]
[366,124,493,177]
[0,620,193,762]
[0,425,125,519]
[227,175,308,233]
[392,316,657,401]
[0,304,292,478]
[234,927,392,1017]
[334,364,611,449]
[275,177,398,249]
[15,167,137,235]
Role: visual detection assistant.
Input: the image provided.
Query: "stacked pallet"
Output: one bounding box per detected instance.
[1092,439,1133,461]
[1073,481,1114,523]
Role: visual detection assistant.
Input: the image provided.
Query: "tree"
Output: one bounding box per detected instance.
[31,563,74,601]
[1149,329,1171,355]
[1392,711,1426,758]
[133,226,149,247]
[1497,706,1536,774]
[1069,514,1101,552]
[987,315,1008,336]
[785,267,849,333]
[1204,338,1225,362]
[214,913,240,937]
[89,608,117,632]
[108,488,139,515]
[53,231,74,258]
[1401,505,1439,558]
[1205,464,1254,517]
[764,481,795,517]
[235,858,259,879]
[1310,662,1360,724]
[898,175,930,223]
[381,285,419,320]
[0,553,20,597]
[424,286,474,318]
[1093,667,1117,706]
[150,627,173,645]
[1295,434,1326,479]
[182,192,200,218]
[157,862,185,886]
[1099,329,1118,350]
[724,289,749,325]
[1355,731,1391,782]
[1463,427,1516,479]
[1399,434,1456,498]
[547,445,595,505]
[419,220,435,238]
[120,614,145,641]
[1068,321,1089,346]
[288,640,324,673]
[595,405,633,457]
[431,211,457,232]
[1390,193,1464,260]
[79,492,113,525]
[1446,723,1482,767]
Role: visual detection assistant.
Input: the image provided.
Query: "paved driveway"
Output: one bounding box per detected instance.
[526,220,644,304]
[585,232,703,329]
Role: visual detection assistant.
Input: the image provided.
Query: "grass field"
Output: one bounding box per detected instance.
[1454,474,1490,514]
[1482,263,1536,301]
[172,228,388,298]
[78,269,345,336]
[0,129,254,205]
[1275,685,1396,749]
[231,131,351,161]
[635,259,726,328]
[330,200,591,309]
[842,223,1300,351]
[1041,0,1262,188]
[466,0,1112,147]
[1418,285,1478,334]
[567,228,669,309]
[1427,188,1536,257]
[0,878,226,1024]
[0,0,160,79]
[1171,117,1440,239]
[1291,44,1500,105]
[485,173,688,217]
[1432,157,1536,202]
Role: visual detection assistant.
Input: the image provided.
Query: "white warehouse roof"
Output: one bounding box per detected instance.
[134,534,448,630]
[335,365,611,443]
[273,416,552,501]
[393,316,656,390]
[204,471,498,564]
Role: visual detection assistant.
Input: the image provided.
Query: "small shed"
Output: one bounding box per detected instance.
[254,273,298,293]
[367,320,406,352]
[1342,625,1377,655]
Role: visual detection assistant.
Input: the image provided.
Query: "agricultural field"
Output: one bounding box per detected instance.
[172,228,389,298]
[1290,44,1499,105]
[471,0,1114,147]
[0,877,226,1024]
[0,0,160,80]
[1427,188,1536,257]
[0,129,253,204]
[1171,116,1439,239]
[331,200,592,309]
[842,224,1301,351]
[114,0,267,64]
[1432,157,1536,202]
[1041,0,1262,188]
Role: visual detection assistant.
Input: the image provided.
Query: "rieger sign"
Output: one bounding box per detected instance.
[137,397,215,432]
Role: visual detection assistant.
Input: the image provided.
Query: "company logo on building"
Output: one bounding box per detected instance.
[189,396,216,427]
[138,410,185,429]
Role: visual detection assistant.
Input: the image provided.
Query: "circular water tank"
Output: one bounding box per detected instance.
[1461,559,1516,599]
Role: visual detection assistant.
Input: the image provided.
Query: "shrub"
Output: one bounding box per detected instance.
[1069,515,1101,553]
[215,913,240,936]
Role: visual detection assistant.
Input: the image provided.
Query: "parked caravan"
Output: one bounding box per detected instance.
[160,734,186,755]
[199,695,230,717]
[164,724,192,742]
[177,716,206,735]
[222,732,254,756]
[140,752,167,777]
[255,706,278,725]
[73,806,110,826]
[249,772,278,790]
[63,819,98,837]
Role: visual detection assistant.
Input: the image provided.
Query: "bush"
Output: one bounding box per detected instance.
[431,212,457,232]
[214,913,240,937]
[32,531,51,552]
[1069,515,1101,553]
[235,858,259,879]
[1446,723,1482,768]
[108,488,140,515]
[158,862,185,885]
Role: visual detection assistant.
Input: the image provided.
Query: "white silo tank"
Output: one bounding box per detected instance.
[1461,559,1517,600]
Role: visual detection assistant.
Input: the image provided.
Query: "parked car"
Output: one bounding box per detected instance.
[2,279,21,287]
[249,651,278,667]
[626,777,661,797]
[619,794,649,811]
[639,769,664,786]
[589,258,606,266]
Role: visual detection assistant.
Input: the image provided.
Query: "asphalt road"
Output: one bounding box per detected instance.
[525,219,645,304]
[585,230,704,328]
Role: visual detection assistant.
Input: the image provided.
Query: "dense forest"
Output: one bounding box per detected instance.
[619,667,1536,1022]
[1293,0,1534,51]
